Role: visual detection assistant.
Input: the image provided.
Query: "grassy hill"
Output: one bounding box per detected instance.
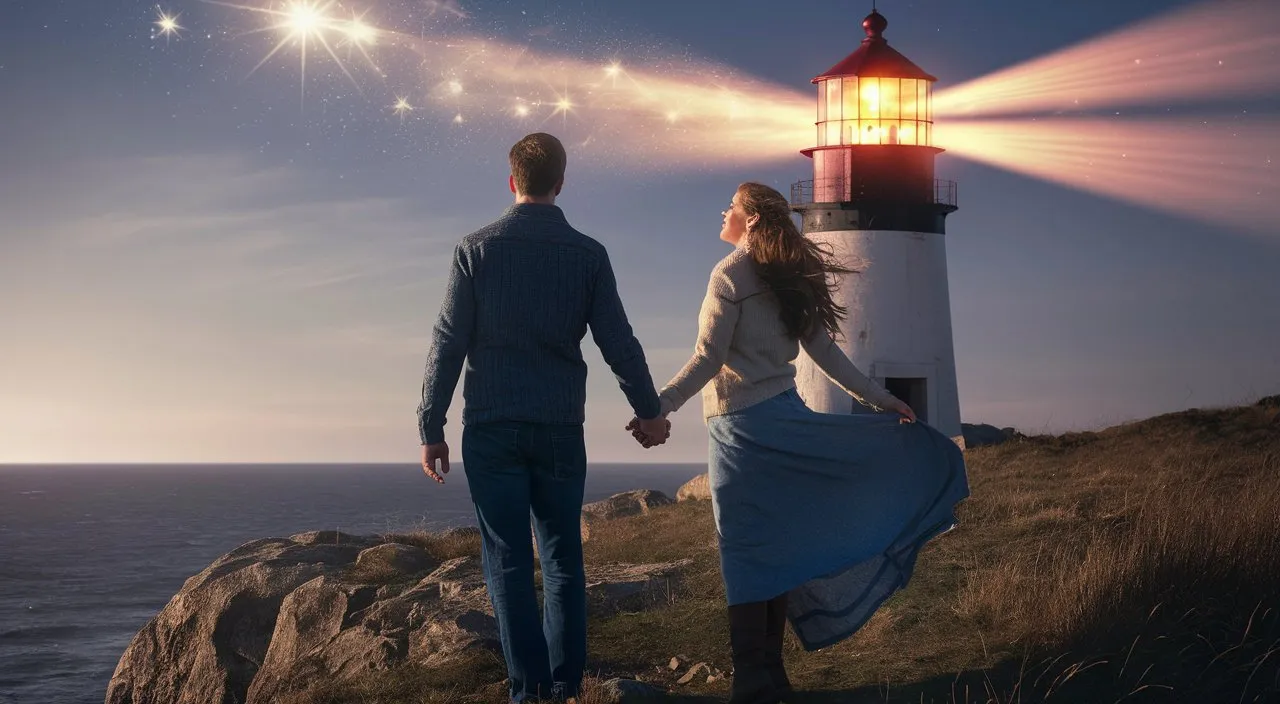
[310,398,1280,702]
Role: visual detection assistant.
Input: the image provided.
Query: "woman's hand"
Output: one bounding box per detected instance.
[886,397,917,423]
[625,414,672,448]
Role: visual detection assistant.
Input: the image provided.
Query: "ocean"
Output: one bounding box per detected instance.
[0,463,705,704]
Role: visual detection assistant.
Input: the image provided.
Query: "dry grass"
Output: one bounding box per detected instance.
[302,400,1280,702]
[380,529,484,563]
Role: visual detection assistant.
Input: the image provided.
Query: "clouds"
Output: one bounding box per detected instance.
[0,151,464,462]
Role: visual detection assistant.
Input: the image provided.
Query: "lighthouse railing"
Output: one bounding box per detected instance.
[790,178,958,207]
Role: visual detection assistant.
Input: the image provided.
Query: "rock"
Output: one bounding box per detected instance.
[961,423,1023,449]
[582,489,673,521]
[585,560,693,617]
[676,474,711,502]
[598,677,664,702]
[668,655,687,671]
[676,662,711,685]
[288,530,379,547]
[108,532,689,704]
[105,537,367,704]
[353,543,437,576]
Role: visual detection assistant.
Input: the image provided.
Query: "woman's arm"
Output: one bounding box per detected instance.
[799,325,898,411]
[657,273,741,415]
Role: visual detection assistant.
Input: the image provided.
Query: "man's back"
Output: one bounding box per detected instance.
[417,202,659,446]
[462,204,605,424]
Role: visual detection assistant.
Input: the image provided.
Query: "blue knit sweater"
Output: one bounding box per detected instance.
[417,203,662,445]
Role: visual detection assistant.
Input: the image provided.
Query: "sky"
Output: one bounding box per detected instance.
[0,0,1277,464]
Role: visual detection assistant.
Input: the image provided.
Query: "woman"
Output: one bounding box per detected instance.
[637,183,968,703]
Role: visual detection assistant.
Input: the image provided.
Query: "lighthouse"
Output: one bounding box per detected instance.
[791,8,962,440]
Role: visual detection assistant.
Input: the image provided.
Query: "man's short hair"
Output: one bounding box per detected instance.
[509,133,566,197]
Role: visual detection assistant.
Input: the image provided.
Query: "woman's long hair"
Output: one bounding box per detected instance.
[737,182,853,340]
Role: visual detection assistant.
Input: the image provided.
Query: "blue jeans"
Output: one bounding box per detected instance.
[462,421,588,703]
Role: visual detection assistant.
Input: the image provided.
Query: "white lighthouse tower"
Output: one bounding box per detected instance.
[792,8,962,440]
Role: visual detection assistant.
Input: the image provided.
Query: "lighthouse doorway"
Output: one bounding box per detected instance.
[884,377,929,423]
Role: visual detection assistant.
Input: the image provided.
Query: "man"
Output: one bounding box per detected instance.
[416,132,671,703]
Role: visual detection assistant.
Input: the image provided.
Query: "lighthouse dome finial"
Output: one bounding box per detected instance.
[863,9,887,39]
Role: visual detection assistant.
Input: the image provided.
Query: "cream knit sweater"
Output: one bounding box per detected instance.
[658,248,897,419]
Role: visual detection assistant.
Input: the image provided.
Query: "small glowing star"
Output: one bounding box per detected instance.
[155,8,183,40]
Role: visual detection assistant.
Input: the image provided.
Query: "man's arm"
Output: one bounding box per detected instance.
[417,244,476,445]
[587,250,662,420]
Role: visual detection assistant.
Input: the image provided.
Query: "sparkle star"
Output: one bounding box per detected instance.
[392,96,413,116]
[154,7,183,42]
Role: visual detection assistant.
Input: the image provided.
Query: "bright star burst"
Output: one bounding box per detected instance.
[392,96,413,116]
[154,7,183,41]
[208,0,385,101]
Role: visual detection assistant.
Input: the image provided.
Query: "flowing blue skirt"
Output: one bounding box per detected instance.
[706,388,969,650]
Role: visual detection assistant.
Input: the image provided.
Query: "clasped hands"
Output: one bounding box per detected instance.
[625,414,671,449]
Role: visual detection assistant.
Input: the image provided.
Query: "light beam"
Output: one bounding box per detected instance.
[934,0,1280,118]
[939,117,1279,235]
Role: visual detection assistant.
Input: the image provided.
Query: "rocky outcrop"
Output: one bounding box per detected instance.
[581,489,675,542]
[582,489,673,520]
[587,560,693,616]
[676,473,711,502]
[961,423,1024,449]
[107,492,693,704]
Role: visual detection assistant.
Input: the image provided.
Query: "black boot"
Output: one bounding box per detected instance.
[728,601,781,704]
[764,594,793,698]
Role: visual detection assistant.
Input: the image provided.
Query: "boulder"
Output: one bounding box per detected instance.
[961,423,1024,449]
[108,531,692,704]
[598,677,665,702]
[582,489,673,521]
[585,560,693,617]
[676,474,711,502]
[353,542,437,576]
[105,537,367,704]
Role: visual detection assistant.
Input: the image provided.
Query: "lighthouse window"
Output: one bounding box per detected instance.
[843,77,860,119]
[826,120,842,147]
[901,79,918,120]
[816,83,826,123]
[860,78,880,119]
[826,79,843,121]
[898,121,917,146]
[882,79,900,119]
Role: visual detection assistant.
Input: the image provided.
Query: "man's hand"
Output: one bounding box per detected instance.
[625,415,671,448]
[421,442,450,484]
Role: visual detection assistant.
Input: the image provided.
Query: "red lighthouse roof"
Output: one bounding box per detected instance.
[813,10,937,83]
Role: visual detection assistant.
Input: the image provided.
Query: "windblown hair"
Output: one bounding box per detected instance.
[737,182,853,340]
[508,133,566,196]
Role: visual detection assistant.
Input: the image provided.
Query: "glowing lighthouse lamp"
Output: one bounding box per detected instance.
[792,8,962,441]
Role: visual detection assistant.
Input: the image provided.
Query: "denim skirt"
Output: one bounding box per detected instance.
[706,387,969,650]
